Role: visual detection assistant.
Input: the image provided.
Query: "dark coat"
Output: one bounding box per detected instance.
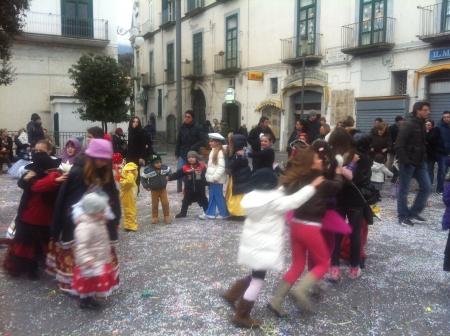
[228,154,252,195]
[395,116,427,166]
[126,127,148,163]
[26,120,44,147]
[51,162,121,243]
[169,163,207,202]
[14,135,30,159]
[370,132,392,159]
[175,123,206,161]
[439,121,450,155]
[305,118,321,143]
[442,181,450,231]
[247,125,276,152]
[112,134,127,156]
[389,124,400,147]
[249,147,275,172]
[0,135,13,162]
[426,127,445,162]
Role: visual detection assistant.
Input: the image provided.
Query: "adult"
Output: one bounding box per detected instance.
[50,139,121,294]
[127,116,148,167]
[247,117,276,152]
[112,128,127,157]
[143,121,156,158]
[26,113,45,148]
[175,110,207,192]
[212,119,221,133]
[237,124,248,139]
[86,126,104,145]
[371,118,383,134]
[319,123,331,140]
[395,101,432,226]
[370,122,392,161]
[0,129,13,171]
[287,120,308,156]
[387,115,404,169]
[425,119,446,193]
[14,128,30,160]
[439,111,450,167]
[304,112,321,143]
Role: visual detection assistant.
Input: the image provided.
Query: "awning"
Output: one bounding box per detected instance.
[414,63,450,91]
[255,99,282,112]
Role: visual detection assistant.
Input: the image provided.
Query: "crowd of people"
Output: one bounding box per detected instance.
[2,103,450,330]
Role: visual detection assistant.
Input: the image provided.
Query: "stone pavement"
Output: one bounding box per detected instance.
[0,154,449,335]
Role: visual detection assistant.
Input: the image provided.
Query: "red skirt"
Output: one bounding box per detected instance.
[72,263,119,298]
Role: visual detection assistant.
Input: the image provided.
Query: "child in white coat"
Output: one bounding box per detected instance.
[371,153,393,194]
[200,133,229,219]
[221,168,323,329]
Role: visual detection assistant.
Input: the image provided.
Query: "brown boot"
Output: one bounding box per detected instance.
[221,276,251,309]
[164,216,171,224]
[232,299,261,329]
[151,217,159,224]
[291,273,317,313]
[268,280,292,317]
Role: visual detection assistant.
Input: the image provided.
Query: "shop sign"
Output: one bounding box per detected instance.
[248,71,264,81]
[224,88,235,103]
[430,47,450,61]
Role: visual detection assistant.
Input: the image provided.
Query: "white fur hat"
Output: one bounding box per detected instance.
[81,192,108,215]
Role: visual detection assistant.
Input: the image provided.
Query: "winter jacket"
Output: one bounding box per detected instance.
[370,133,392,158]
[206,149,227,185]
[426,127,446,161]
[247,126,276,152]
[389,124,400,148]
[442,181,450,230]
[228,153,252,195]
[112,134,127,157]
[74,214,111,275]
[305,118,321,143]
[51,160,121,242]
[141,164,171,190]
[26,120,44,148]
[371,162,393,183]
[237,185,316,271]
[126,128,148,163]
[175,123,206,160]
[439,121,450,155]
[395,116,427,166]
[249,147,275,172]
[169,162,207,198]
[287,129,308,154]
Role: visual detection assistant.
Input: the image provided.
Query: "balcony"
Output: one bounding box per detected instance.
[185,0,205,17]
[418,3,450,44]
[214,51,241,75]
[17,11,109,47]
[281,34,322,65]
[183,60,205,80]
[160,9,176,29]
[341,17,395,56]
[141,72,155,88]
[141,20,156,39]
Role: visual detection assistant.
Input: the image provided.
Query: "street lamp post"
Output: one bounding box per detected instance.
[176,0,182,127]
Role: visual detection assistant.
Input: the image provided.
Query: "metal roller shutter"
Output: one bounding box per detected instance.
[429,94,450,124]
[355,97,409,134]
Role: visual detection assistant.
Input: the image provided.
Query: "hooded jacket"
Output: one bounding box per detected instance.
[395,115,427,166]
[371,162,393,183]
[237,185,316,271]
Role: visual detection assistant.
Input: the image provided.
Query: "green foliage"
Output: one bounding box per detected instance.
[69,54,131,132]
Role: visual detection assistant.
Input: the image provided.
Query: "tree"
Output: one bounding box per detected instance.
[0,0,30,86]
[69,54,131,133]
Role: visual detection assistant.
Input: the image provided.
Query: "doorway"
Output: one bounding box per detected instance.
[166,114,177,144]
[192,89,206,126]
[222,102,241,133]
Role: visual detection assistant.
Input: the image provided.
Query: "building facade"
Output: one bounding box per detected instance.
[133,0,450,149]
[0,0,118,133]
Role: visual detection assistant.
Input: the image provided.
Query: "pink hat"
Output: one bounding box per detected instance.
[85,139,113,159]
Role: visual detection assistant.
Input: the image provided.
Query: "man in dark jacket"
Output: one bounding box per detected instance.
[304,112,321,143]
[425,119,446,193]
[175,110,207,192]
[247,117,276,152]
[26,113,45,148]
[395,101,432,226]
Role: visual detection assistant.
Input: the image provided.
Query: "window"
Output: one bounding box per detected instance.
[149,51,154,85]
[360,0,386,46]
[61,0,93,38]
[158,89,162,117]
[193,32,203,76]
[442,0,450,32]
[166,43,174,82]
[270,78,278,94]
[162,0,175,24]
[392,71,407,96]
[225,14,238,69]
[136,49,141,91]
[297,0,316,56]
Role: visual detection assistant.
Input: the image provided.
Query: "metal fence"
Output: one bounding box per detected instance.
[418,3,450,38]
[281,34,322,61]
[341,17,395,50]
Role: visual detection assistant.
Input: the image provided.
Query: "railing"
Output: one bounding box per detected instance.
[161,8,175,26]
[22,11,108,40]
[283,67,328,87]
[281,34,321,61]
[214,51,241,73]
[141,72,155,87]
[418,3,450,38]
[341,17,395,50]
[186,0,205,14]
[140,20,155,36]
[183,60,205,78]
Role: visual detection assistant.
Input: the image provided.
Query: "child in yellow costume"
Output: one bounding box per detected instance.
[120,162,138,231]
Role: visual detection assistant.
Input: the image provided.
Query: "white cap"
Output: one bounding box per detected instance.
[208,133,225,141]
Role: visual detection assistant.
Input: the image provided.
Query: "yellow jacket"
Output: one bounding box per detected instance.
[120,162,138,231]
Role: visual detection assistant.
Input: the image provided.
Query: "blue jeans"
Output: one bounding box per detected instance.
[397,162,431,220]
[177,157,186,192]
[206,183,229,217]
[427,155,446,193]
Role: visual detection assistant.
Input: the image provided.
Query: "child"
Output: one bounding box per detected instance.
[60,138,82,165]
[169,151,208,218]
[248,134,275,172]
[141,154,172,224]
[225,134,252,219]
[72,192,119,309]
[201,133,229,220]
[269,146,343,316]
[371,153,393,197]
[120,162,139,232]
[222,168,323,329]
[3,151,65,278]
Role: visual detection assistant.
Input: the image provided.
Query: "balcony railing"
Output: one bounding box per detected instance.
[418,3,450,43]
[183,60,205,80]
[140,20,156,38]
[141,72,155,88]
[161,9,175,28]
[281,34,322,65]
[186,0,205,16]
[21,11,108,40]
[214,51,241,75]
[341,17,395,55]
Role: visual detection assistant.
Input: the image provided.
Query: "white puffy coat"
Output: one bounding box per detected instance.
[74,214,111,276]
[205,149,227,185]
[237,185,316,271]
[371,162,393,183]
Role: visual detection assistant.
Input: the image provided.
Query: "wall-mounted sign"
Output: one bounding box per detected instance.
[430,47,450,61]
[224,88,235,103]
[248,71,264,81]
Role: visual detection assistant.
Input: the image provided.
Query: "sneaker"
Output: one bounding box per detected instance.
[216,215,229,220]
[399,218,414,226]
[410,214,426,223]
[198,214,207,220]
[328,266,341,282]
[348,267,361,280]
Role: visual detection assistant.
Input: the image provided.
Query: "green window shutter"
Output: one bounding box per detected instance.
[296,0,316,57]
[193,32,203,76]
[167,43,174,82]
[225,14,238,69]
[359,0,387,46]
[61,0,93,38]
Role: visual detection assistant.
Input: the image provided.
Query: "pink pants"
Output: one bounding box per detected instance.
[283,223,330,285]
